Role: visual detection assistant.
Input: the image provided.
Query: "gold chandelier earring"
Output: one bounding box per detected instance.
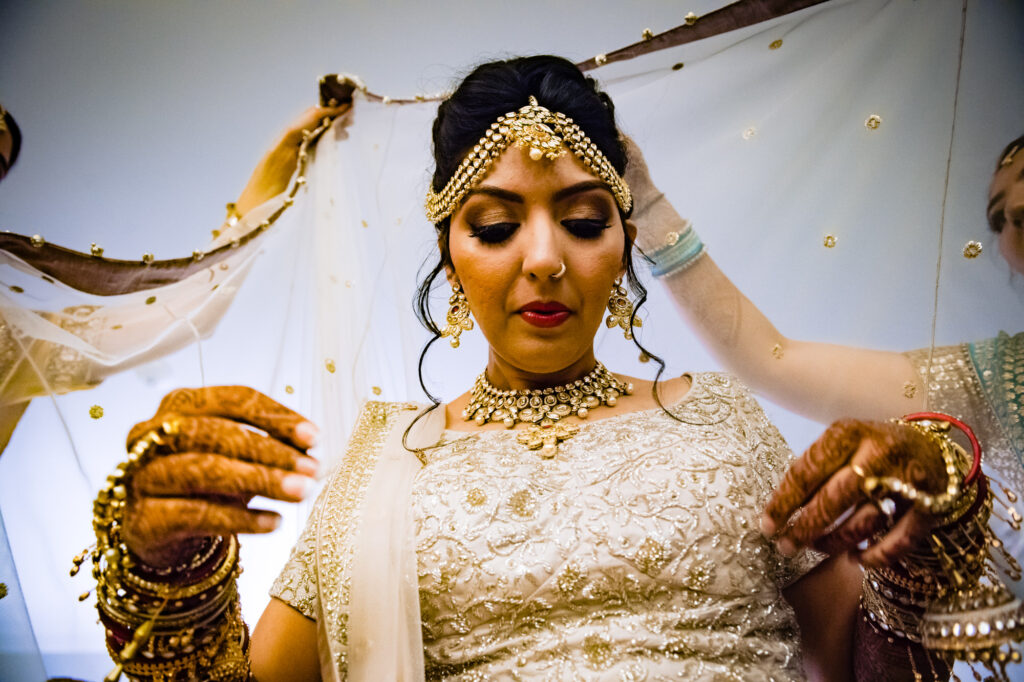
[606,277,641,340]
[441,282,474,348]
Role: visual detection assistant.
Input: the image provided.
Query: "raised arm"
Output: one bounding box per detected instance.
[624,138,925,423]
[660,254,924,422]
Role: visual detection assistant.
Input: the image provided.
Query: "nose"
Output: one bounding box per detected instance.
[520,211,565,280]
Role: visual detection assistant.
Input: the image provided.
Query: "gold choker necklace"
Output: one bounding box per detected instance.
[464,362,633,457]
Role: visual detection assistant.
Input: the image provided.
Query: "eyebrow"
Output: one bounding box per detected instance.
[466,180,611,205]
[987,191,1004,213]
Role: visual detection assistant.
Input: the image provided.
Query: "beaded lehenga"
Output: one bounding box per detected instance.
[272,373,821,680]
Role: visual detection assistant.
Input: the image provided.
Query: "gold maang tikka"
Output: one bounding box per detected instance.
[425,96,632,223]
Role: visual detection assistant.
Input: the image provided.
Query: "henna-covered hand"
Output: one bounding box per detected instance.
[122,386,319,568]
[760,419,949,568]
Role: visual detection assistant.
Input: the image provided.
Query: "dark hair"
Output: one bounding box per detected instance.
[988,132,1024,233]
[0,106,21,179]
[406,56,672,447]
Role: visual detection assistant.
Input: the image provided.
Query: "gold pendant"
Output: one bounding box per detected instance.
[516,420,580,458]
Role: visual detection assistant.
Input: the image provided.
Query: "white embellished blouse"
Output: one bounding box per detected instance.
[272,372,820,680]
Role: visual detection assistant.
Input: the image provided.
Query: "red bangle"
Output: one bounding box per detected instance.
[903,412,982,486]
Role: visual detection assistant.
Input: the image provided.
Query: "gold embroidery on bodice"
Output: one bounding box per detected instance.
[413,373,811,680]
[271,373,818,680]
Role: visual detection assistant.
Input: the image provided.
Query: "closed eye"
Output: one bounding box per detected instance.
[469,222,518,244]
[562,219,611,239]
[989,210,1005,234]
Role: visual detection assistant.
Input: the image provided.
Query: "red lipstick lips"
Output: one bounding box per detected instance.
[519,301,571,328]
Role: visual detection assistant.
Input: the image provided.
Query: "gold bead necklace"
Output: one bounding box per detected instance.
[463,362,633,457]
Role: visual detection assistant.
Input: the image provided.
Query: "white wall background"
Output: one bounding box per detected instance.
[1,1,1022,680]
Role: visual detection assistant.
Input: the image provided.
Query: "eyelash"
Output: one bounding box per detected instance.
[469,219,611,244]
[989,212,1006,233]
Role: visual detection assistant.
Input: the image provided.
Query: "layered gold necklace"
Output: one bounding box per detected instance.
[463,362,633,457]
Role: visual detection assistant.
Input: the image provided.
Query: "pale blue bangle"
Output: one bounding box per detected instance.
[649,225,706,278]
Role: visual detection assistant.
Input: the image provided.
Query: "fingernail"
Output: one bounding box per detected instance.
[282,474,314,499]
[295,421,319,448]
[776,537,797,558]
[295,457,320,476]
[259,514,281,531]
[759,515,776,538]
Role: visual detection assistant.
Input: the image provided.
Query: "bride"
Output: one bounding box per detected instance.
[89,56,1004,682]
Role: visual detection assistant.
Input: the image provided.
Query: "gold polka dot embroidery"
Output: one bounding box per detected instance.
[371,386,382,396]
[285,385,295,394]
[769,39,783,50]
[742,127,757,140]
[684,555,716,591]
[89,405,104,419]
[508,489,538,519]
[903,382,918,399]
[465,488,487,507]
[963,241,983,259]
[111,324,123,330]
[325,359,336,374]
[361,220,368,228]
[865,114,882,130]
[634,537,670,576]
[771,343,784,360]
[555,561,587,596]
[145,296,156,305]
[582,633,614,669]
[823,234,837,248]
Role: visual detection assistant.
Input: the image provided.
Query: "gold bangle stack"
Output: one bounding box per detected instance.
[858,417,1024,681]
[74,420,251,682]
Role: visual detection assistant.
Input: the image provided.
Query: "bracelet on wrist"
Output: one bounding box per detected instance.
[647,220,706,278]
[73,419,250,681]
[857,413,1024,680]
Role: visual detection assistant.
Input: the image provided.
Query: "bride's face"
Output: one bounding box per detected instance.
[448,145,628,375]
[989,149,1024,275]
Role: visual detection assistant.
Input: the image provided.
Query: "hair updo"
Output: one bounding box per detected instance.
[429,56,627,204]
[411,55,666,413]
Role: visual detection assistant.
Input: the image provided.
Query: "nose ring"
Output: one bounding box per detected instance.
[552,262,566,279]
